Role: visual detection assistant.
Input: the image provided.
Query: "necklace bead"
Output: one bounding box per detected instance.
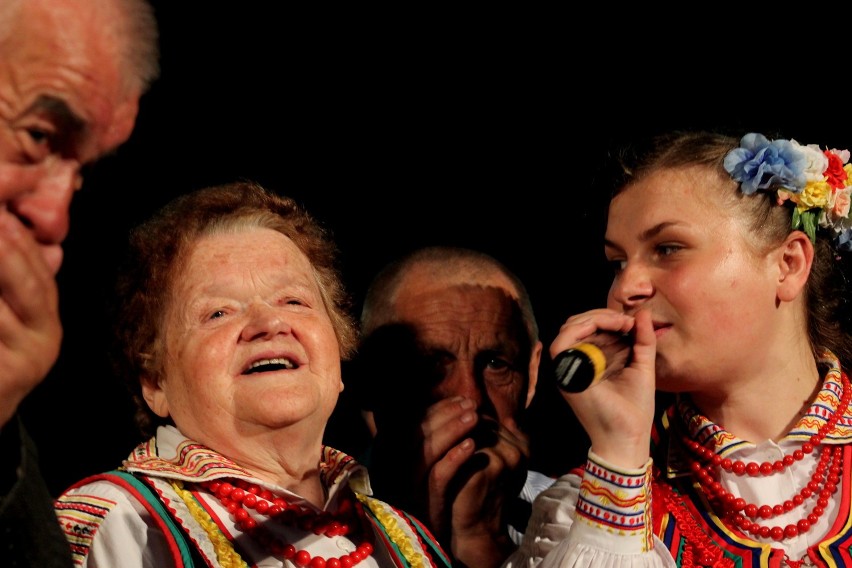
[664,371,850,566]
[684,372,849,541]
[203,479,374,567]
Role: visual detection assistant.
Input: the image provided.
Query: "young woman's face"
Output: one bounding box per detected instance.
[604,166,782,390]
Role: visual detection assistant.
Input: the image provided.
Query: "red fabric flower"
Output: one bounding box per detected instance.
[823,150,848,189]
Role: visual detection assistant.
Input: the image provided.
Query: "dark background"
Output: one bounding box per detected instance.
[20,4,845,494]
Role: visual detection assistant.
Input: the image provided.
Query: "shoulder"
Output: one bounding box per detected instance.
[55,473,172,566]
[57,473,147,512]
[56,473,153,537]
[355,493,453,567]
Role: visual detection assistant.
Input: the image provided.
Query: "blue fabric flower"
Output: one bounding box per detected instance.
[836,228,852,252]
[723,133,808,195]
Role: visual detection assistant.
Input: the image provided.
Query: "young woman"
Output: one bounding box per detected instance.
[504,131,852,567]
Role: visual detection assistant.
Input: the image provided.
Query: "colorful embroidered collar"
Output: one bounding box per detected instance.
[122,425,366,496]
[665,349,852,477]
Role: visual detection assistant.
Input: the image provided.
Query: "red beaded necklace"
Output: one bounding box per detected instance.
[681,371,850,542]
[656,371,851,568]
[203,479,374,568]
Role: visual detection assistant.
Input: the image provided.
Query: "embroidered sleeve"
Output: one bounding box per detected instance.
[56,480,175,567]
[502,453,675,568]
[572,452,653,551]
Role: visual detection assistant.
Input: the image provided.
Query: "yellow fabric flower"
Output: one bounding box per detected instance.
[795,180,831,211]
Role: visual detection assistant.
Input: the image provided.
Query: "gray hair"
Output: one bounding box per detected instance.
[0,0,160,95]
[115,0,161,93]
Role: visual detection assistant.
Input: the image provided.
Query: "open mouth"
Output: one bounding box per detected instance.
[243,357,298,375]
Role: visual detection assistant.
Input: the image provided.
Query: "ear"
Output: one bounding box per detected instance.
[104,95,140,151]
[525,340,543,409]
[776,230,814,303]
[361,409,377,437]
[141,374,170,418]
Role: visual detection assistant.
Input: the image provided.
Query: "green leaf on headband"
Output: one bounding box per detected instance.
[801,209,818,244]
[790,208,818,243]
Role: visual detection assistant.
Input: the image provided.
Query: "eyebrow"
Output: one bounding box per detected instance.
[604,221,683,250]
[27,95,87,153]
[30,95,85,130]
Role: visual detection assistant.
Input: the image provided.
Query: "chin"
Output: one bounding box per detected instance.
[655,356,703,395]
[653,357,680,392]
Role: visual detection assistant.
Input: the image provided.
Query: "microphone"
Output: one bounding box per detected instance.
[553,343,607,393]
[553,333,633,393]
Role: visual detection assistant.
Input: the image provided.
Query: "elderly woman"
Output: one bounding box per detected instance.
[55,181,450,568]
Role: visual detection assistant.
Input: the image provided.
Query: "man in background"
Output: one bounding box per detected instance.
[351,246,554,567]
[0,0,159,565]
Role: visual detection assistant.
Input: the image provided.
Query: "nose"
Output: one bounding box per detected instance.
[240,302,292,342]
[608,262,654,309]
[437,361,484,407]
[7,158,79,245]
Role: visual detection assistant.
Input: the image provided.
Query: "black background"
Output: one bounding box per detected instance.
[20,3,845,494]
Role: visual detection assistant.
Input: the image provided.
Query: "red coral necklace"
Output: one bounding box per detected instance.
[657,371,850,567]
[203,479,374,567]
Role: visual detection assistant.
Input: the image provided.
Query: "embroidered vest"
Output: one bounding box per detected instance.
[650,407,852,568]
[67,470,451,568]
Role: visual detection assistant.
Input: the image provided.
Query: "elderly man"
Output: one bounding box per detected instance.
[0,0,159,565]
[351,246,555,568]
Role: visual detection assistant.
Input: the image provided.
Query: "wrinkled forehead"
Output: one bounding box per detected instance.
[395,262,519,299]
[394,286,532,367]
[394,277,526,333]
[5,0,133,160]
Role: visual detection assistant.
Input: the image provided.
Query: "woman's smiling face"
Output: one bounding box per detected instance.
[142,227,343,449]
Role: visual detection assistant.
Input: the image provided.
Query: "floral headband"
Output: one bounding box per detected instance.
[723,133,852,252]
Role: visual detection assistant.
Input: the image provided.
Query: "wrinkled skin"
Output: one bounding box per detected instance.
[142,228,343,505]
[364,277,541,567]
[0,0,140,428]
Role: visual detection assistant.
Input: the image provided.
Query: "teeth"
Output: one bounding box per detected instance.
[249,358,295,370]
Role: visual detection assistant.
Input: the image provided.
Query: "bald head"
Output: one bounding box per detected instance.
[361,246,538,344]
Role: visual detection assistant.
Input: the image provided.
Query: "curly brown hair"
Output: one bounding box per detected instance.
[110,181,357,438]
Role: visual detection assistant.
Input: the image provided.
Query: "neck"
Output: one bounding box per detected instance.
[187,423,329,507]
[690,345,821,443]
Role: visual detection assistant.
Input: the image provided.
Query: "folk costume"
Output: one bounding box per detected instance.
[55,426,450,568]
[503,350,852,567]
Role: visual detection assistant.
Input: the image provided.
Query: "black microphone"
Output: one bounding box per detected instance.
[553,343,607,393]
[553,333,634,393]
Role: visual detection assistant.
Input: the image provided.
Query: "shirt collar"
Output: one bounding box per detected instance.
[665,349,851,476]
[122,425,366,494]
